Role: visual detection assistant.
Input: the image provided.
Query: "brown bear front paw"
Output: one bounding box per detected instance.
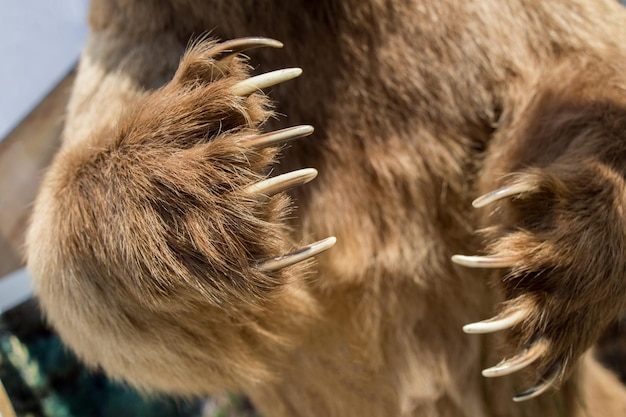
[453,164,626,401]
[27,38,337,393]
[47,37,338,306]
[150,37,336,278]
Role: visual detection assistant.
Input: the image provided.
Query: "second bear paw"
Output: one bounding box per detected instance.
[453,164,626,401]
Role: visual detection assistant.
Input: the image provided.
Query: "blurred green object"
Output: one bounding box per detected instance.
[0,300,204,417]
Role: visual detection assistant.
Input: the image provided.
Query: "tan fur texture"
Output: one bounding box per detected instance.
[25,0,626,416]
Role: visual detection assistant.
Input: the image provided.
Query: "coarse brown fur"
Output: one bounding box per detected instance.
[24,0,626,416]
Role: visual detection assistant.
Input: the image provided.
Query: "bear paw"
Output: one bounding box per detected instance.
[55,37,337,306]
[453,164,626,401]
[152,38,335,279]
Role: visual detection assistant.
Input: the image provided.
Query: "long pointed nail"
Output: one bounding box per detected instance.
[463,309,527,334]
[513,366,561,402]
[472,183,535,208]
[257,237,337,271]
[245,168,318,197]
[482,341,548,378]
[243,125,314,148]
[451,254,514,269]
[232,68,302,96]
[212,37,283,59]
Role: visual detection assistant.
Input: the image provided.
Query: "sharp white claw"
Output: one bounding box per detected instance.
[212,37,283,59]
[463,309,527,334]
[257,237,337,272]
[513,366,561,402]
[472,183,536,208]
[245,168,318,197]
[243,125,314,148]
[232,68,302,96]
[482,341,548,378]
[451,254,514,269]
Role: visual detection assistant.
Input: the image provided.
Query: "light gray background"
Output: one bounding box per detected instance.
[0,0,88,141]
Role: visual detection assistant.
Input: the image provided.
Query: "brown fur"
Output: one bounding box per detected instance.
[24,0,626,416]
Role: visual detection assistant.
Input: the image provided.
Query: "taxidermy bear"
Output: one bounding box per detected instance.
[25,0,626,416]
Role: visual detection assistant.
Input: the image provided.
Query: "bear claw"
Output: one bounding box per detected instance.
[242,125,315,148]
[451,254,514,268]
[471,183,536,208]
[481,340,548,378]
[245,168,318,198]
[232,68,303,96]
[212,37,284,61]
[257,236,337,272]
[513,365,562,402]
[462,309,527,334]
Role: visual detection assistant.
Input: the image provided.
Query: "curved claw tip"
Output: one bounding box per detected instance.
[213,37,284,57]
[245,168,318,197]
[227,37,283,49]
[463,309,527,334]
[232,68,302,96]
[482,341,548,378]
[257,236,337,272]
[451,254,514,269]
[472,183,535,208]
[243,125,314,148]
[513,366,561,402]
